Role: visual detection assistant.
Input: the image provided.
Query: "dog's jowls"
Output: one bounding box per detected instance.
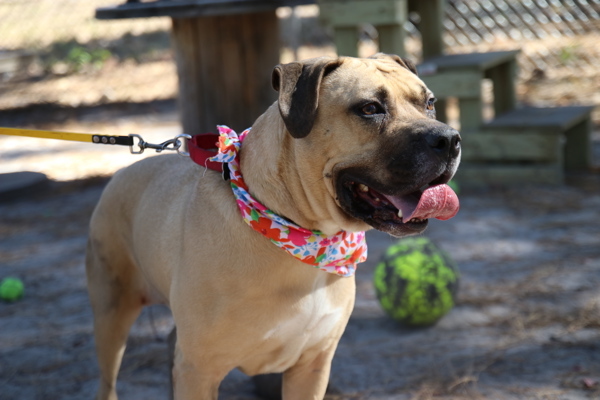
[86,53,461,400]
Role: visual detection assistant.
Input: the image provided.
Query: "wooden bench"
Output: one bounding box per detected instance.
[318,0,445,58]
[459,106,595,185]
[418,50,519,127]
[417,51,595,185]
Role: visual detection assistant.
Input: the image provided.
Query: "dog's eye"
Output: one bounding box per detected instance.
[426,98,436,111]
[360,103,384,116]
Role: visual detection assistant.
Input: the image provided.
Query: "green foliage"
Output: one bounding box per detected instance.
[38,30,171,76]
[65,46,111,71]
[559,45,580,65]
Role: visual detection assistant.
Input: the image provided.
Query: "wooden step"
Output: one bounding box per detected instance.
[472,106,595,171]
[485,106,594,132]
[461,131,563,163]
[455,163,564,186]
[457,106,595,186]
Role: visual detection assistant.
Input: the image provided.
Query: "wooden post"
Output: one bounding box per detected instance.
[378,24,406,57]
[333,26,359,57]
[486,58,517,117]
[410,0,445,59]
[564,117,592,171]
[171,11,279,135]
[319,0,408,57]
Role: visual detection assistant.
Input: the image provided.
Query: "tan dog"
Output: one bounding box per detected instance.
[85,53,461,400]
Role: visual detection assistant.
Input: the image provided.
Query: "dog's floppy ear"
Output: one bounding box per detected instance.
[369,53,418,76]
[272,57,343,139]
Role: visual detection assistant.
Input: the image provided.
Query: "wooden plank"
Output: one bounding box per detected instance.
[485,58,517,116]
[460,132,562,162]
[0,51,34,75]
[564,117,592,171]
[487,106,594,130]
[97,0,315,19]
[420,69,482,99]
[455,163,564,186]
[333,27,359,57]
[172,11,279,134]
[421,50,520,72]
[459,98,483,131]
[378,24,406,57]
[409,0,444,58]
[434,98,448,124]
[319,0,406,27]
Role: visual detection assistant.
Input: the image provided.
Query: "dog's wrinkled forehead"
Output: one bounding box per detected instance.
[272,53,427,138]
[326,55,426,100]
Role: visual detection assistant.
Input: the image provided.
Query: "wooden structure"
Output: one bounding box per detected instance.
[97,0,594,185]
[318,0,595,185]
[418,51,519,130]
[96,0,313,135]
[418,50,594,185]
[0,51,34,79]
[318,0,444,58]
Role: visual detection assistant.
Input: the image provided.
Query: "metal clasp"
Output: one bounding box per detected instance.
[129,133,191,156]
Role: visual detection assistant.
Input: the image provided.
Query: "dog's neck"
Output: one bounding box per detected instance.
[240,103,340,236]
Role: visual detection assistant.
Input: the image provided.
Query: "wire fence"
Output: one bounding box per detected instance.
[0,0,170,50]
[441,0,600,74]
[0,0,599,110]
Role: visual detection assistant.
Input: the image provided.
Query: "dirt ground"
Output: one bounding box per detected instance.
[1,40,600,398]
[1,101,600,400]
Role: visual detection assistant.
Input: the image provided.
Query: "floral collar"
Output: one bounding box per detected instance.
[206,125,367,277]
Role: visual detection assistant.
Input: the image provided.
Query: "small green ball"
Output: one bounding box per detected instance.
[373,236,459,327]
[0,277,24,302]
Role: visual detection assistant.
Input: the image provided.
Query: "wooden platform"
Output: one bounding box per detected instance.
[318,0,445,58]
[458,106,595,185]
[416,50,595,186]
[419,50,519,129]
[486,106,594,131]
[96,0,314,19]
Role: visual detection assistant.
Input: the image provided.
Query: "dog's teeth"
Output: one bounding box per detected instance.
[374,197,380,202]
[397,209,403,218]
[358,184,369,192]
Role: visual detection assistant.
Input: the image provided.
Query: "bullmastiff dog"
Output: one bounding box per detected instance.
[86,53,461,400]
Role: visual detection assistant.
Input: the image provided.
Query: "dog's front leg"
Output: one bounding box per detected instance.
[281,345,337,400]
[172,344,226,400]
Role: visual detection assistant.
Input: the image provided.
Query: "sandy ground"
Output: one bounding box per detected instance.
[1,98,600,400]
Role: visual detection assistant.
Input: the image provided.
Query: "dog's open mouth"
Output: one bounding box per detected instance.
[339,177,460,236]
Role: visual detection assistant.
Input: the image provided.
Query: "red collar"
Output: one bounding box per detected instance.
[188,133,226,173]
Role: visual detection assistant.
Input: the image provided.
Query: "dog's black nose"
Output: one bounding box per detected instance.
[426,128,461,159]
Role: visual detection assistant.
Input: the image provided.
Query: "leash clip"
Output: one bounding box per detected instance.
[129,133,192,156]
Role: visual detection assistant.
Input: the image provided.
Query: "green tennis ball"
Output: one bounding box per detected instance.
[373,236,459,327]
[0,277,24,302]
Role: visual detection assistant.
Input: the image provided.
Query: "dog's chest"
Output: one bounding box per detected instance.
[247,275,348,374]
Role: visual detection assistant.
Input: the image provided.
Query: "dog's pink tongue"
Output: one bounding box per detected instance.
[385,184,459,221]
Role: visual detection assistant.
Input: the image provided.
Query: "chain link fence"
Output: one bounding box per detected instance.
[441,0,600,75]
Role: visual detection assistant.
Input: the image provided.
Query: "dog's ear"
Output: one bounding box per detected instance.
[369,53,418,76]
[272,57,343,138]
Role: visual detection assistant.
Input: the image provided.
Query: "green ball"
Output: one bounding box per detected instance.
[373,236,459,327]
[0,277,24,302]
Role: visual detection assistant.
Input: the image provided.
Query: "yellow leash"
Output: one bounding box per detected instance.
[0,127,191,155]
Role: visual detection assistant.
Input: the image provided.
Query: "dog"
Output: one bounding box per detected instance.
[85,53,461,400]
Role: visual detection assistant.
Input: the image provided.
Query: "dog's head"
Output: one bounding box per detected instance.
[272,54,461,237]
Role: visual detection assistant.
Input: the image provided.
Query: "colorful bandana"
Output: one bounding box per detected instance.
[208,125,367,277]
